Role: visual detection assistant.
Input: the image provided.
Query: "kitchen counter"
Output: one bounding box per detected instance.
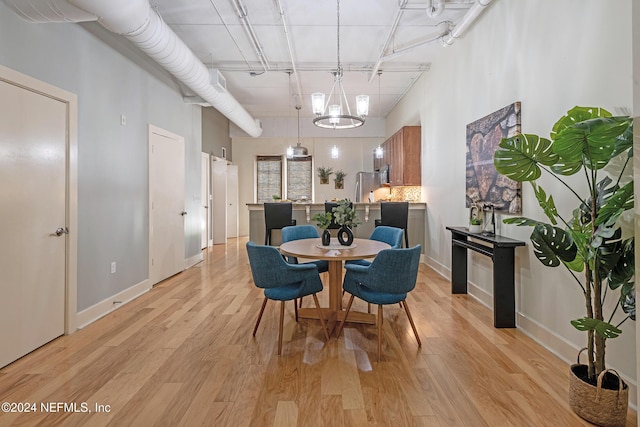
[247,202,426,251]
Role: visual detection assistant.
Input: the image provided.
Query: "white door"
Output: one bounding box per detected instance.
[0,79,66,368]
[149,125,185,284]
[211,159,227,244]
[226,164,239,238]
[201,153,210,249]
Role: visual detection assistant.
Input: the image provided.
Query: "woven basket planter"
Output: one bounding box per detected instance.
[569,350,628,427]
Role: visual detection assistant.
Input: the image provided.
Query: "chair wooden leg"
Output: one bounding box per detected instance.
[253,297,268,337]
[367,303,371,313]
[298,297,304,308]
[335,294,355,339]
[278,300,285,356]
[377,305,383,362]
[294,299,298,322]
[402,299,422,347]
[312,294,330,342]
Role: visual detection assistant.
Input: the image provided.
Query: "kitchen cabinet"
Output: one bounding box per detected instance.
[374,126,421,186]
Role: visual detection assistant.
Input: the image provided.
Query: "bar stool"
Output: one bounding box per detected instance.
[374,201,409,248]
[264,202,296,245]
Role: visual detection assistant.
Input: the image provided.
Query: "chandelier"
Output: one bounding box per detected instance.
[311,0,369,129]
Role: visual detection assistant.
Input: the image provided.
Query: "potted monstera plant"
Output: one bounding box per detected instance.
[494,106,634,426]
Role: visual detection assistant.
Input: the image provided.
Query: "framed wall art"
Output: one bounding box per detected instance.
[465,102,522,214]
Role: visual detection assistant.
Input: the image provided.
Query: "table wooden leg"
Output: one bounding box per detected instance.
[328,260,343,311]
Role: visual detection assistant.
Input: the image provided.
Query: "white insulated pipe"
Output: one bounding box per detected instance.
[3,0,263,137]
[425,0,445,18]
[442,0,494,46]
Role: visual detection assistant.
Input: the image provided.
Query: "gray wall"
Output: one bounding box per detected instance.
[0,2,203,311]
[202,107,231,160]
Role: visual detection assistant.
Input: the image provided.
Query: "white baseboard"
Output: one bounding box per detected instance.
[75,279,151,330]
[424,254,450,280]
[423,254,637,410]
[517,313,637,411]
[185,252,204,269]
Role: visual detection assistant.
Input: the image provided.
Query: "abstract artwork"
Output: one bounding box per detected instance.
[465,102,522,214]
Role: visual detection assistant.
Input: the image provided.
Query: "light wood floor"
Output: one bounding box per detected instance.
[0,238,636,426]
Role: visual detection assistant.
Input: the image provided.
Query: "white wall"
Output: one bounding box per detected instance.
[388,0,636,394]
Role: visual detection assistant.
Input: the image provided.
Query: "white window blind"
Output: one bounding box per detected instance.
[256,155,282,203]
[287,156,312,202]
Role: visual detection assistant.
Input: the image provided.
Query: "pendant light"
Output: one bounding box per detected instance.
[311,0,369,129]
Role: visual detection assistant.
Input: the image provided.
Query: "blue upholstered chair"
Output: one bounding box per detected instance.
[282,225,329,309]
[337,245,422,361]
[281,225,329,273]
[345,226,403,267]
[246,241,330,355]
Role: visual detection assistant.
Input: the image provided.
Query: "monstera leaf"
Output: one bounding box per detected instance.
[550,106,612,140]
[494,134,558,182]
[595,181,634,226]
[552,117,630,173]
[571,317,622,339]
[530,224,577,268]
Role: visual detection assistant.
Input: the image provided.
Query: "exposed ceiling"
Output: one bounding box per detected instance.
[149,0,484,121]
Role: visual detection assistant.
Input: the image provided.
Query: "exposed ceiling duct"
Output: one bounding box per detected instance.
[3,0,263,137]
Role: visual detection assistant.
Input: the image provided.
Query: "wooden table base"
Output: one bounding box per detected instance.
[298,307,376,336]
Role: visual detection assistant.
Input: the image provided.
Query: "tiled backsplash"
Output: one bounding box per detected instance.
[385,186,421,202]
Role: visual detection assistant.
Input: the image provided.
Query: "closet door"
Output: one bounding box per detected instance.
[0,79,66,368]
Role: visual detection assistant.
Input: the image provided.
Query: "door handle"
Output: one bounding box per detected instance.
[180,211,188,216]
[54,227,69,236]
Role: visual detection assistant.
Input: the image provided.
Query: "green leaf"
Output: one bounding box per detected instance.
[571,317,622,338]
[552,117,630,171]
[502,217,542,226]
[608,238,634,290]
[620,287,635,321]
[530,224,577,267]
[595,181,634,226]
[550,106,612,140]
[531,182,558,225]
[494,134,558,182]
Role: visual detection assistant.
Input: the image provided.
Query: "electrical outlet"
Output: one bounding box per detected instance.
[110,261,116,274]
[120,114,126,126]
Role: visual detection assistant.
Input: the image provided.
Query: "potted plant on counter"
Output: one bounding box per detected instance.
[332,199,360,246]
[313,211,333,246]
[494,106,634,426]
[317,166,333,184]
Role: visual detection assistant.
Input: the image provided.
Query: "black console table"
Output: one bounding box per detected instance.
[446,226,525,328]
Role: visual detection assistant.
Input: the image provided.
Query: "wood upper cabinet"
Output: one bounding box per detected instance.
[374,126,421,186]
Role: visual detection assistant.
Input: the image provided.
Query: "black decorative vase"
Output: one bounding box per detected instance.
[321,229,331,246]
[337,225,354,246]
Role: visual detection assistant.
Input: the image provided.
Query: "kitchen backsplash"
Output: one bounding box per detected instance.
[386,186,421,202]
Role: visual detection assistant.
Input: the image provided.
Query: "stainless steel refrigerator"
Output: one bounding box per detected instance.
[354,171,386,202]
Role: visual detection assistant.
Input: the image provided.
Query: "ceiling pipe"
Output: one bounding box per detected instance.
[425,0,445,18]
[275,0,303,108]
[442,0,494,46]
[379,25,450,62]
[2,0,263,137]
[368,0,409,82]
[230,0,270,74]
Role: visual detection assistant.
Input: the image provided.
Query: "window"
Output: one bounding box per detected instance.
[256,155,282,203]
[256,154,314,202]
[287,156,312,202]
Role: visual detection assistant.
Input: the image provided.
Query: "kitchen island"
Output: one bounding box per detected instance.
[247,202,426,251]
